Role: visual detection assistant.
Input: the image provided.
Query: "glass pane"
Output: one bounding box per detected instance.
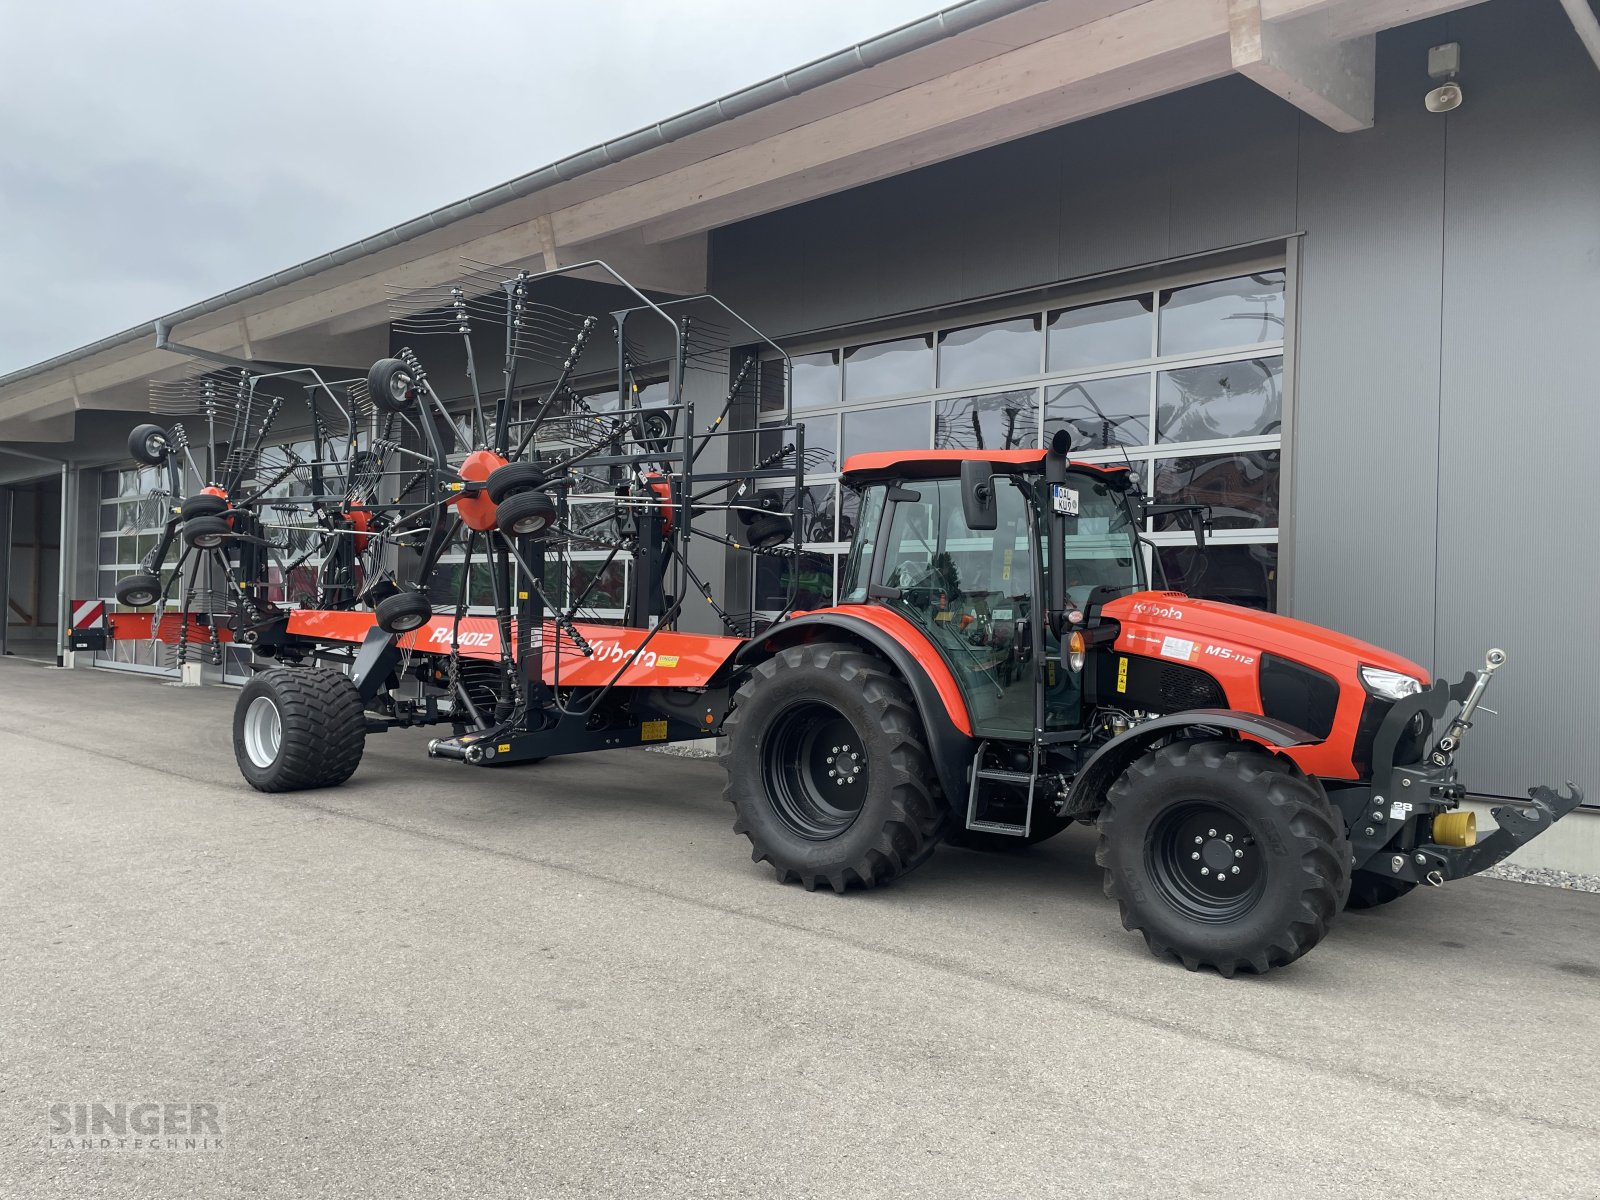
[937,317,1041,390]
[1048,296,1153,372]
[838,485,884,603]
[933,389,1039,452]
[1044,375,1150,450]
[752,484,837,544]
[1151,452,1280,531]
[755,551,835,612]
[758,414,837,475]
[570,558,627,613]
[1157,356,1282,444]
[1158,270,1285,356]
[841,402,930,457]
[1159,543,1278,611]
[788,351,841,411]
[843,335,933,402]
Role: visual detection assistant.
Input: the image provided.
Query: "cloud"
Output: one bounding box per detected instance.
[0,0,940,375]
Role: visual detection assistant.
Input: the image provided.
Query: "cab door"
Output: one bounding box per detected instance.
[873,476,1042,739]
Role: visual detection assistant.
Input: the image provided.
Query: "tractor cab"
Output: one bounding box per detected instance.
[836,445,1144,743]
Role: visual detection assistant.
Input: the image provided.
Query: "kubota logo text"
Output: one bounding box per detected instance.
[1133,602,1184,620]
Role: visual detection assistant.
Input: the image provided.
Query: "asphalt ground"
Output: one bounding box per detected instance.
[1,659,1597,1199]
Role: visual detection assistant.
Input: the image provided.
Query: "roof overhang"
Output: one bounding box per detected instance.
[0,0,1487,442]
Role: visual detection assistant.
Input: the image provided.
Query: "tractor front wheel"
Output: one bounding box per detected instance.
[722,643,947,892]
[234,667,366,792]
[1096,739,1350,976]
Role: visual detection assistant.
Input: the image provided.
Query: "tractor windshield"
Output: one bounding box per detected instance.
[1049,471,1144,609]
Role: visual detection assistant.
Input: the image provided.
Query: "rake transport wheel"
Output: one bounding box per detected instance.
[375,590,433,634]
[234,667,366,792]
[721,643,947,892]
[1345,872,1416,911]
[1095,740,1351,976]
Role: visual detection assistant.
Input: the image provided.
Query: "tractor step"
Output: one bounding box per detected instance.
[965,740,1039,838]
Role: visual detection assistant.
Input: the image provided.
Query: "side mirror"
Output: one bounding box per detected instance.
[959,459,997,531]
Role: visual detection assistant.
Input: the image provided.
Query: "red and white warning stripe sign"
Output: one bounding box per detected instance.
[71,599,106,631]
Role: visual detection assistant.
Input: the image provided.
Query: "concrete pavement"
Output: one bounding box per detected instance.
[1,659,1597,1198]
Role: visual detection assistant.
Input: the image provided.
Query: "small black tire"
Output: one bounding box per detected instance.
[115,574,162,608]
[127,423,170,466]
[743,513,793,549]
[183,514,234,549]
[367,358,416,413]
[375,590,433,634]
[234,667,366,792]
[496,490,558,539]
[721,643,948,892]
[486,462,547,504]
[1345,871,1416,911]
[180,493,228,518]
[1096,739,1351,976]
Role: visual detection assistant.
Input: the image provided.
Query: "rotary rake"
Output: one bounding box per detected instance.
[111,260,808,773]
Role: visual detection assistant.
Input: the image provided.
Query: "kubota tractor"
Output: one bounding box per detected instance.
[722,434,1583,975]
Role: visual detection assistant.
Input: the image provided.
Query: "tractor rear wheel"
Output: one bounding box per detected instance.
[722,643,947,892]
[1345,871,1416,910]
[234,667,366,792]
[1096,739,1350,976]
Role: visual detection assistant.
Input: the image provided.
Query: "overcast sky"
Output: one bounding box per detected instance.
[0,0,943,376]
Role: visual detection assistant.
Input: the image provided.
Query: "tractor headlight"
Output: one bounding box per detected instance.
[1067,631,1086,673]
[1360,666,1423,701]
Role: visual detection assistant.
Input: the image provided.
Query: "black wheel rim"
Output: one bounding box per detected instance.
[762,700,868,840]
[1146,802,1266,923]
[393,612,425,631]
[125,589,155,606]
[513,513,549,536]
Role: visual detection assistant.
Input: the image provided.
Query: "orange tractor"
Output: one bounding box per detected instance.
[113,263,1580,975]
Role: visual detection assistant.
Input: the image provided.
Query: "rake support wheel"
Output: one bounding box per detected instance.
[234,667,366,792]
[115,574,162,608]
[183,515,234,549]
[127,423,170,466]
[496,490,557,539]
[486,462,547,504]
[722,643,947,893]
[375,590,433,634]
[367,358,416,414]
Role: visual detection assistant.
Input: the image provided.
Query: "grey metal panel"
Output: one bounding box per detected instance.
[1289,19,1447,667]
[1165,77,1300,257]
[1432,0,1600,800]
[1056,101,1174,281]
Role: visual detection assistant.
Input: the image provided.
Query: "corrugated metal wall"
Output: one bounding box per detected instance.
[710,0,1600,801]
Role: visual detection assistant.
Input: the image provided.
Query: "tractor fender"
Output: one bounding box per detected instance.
[734,611,977,815]
[1064,709,1319,818]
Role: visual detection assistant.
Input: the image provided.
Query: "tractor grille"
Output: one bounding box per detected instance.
[1258,654,1339,739]
[1158,662,1226,710]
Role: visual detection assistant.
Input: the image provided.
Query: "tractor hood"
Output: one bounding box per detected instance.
[1102,592,1430,683]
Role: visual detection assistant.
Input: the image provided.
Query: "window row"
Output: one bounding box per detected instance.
[767,270,1284,410]
[760,357,1282,471]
